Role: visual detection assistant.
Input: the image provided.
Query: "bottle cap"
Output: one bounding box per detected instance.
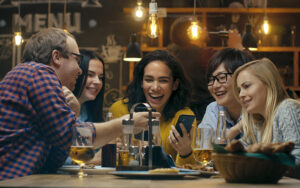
[219,110,225,116]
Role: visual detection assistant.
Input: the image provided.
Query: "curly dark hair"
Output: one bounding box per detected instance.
[73,49,105,122]
[207,48,254,79]
[125,50,190,121]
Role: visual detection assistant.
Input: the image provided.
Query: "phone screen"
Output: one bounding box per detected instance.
[175,115,195,137]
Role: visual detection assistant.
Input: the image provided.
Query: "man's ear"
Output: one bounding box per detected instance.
[172,79,179,91]
[50,49,62,68]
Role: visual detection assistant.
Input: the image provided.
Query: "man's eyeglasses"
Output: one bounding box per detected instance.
[70,52,83,66]
[207,72,232,86]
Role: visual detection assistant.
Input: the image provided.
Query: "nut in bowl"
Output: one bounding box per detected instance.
[212,140,295,184]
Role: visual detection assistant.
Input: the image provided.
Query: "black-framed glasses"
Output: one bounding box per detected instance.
[207,72,232,86]
[70,52,83,66]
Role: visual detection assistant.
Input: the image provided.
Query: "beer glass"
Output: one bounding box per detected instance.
[193,127,213,166]
[69,125,94,177]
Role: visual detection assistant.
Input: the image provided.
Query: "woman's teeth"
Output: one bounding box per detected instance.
[150,95,163,100]
[215,91,225,96]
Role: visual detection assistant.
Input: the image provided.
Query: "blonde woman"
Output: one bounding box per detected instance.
[229,58,300,176]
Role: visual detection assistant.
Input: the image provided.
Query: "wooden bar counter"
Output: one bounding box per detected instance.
[0,174,299,188]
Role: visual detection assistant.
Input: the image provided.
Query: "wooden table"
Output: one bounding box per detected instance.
[0,174,299,188]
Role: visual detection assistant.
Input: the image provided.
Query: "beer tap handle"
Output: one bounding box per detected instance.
[148,110,153,169]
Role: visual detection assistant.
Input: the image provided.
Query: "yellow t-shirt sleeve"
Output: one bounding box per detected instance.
[109,99,130,119]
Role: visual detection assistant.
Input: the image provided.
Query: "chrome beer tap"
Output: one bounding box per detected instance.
[129,103,154,169]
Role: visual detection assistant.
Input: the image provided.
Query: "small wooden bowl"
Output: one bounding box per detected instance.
[212,153,289,184]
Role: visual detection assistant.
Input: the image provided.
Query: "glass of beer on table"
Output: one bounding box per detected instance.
[69,125,94,177]
[193,127,213,166]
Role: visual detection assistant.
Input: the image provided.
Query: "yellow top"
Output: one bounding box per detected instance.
[109,99,197,166]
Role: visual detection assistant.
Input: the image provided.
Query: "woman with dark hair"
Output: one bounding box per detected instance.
[73,49,105,122]
[65,49,105,165]
[110,50,196,165]
[199,48,254,139]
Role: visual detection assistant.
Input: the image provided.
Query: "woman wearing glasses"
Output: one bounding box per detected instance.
[198,48,254,139]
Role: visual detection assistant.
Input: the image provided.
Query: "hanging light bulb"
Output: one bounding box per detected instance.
[146,0,159,39]
[14,0,22,46]
[132,0,146,21]
[63,0,68,33]
[262,0,270,35]
[14,32,23,46]
[187,19,201,40]
[262,16,270,35]
[187,0,201,40]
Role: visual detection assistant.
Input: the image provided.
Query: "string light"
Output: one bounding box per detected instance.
[187,0,201,40]
[146,0,159,39]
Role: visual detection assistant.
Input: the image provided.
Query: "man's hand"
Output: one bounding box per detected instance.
[62,86,80,117]
[121,112,160,134]
[228,29,243,50]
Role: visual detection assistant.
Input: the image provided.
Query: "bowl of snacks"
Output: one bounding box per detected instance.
[212,140,295,184]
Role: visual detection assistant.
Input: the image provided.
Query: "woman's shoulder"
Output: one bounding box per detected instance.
[205,101,226,113]
[274,99,300,123]
[163,107,196,124]
[277,99,300,113]
[175,107,195,115]
[111,98,128,106]
[206,101,219,109]
[109,98,129,116]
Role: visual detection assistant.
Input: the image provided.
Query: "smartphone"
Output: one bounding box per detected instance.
[175,115,195,137]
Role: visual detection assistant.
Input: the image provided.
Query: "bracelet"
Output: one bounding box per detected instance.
[179,150,193,159]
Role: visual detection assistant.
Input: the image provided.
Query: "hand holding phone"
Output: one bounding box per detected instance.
[175,115,195,137]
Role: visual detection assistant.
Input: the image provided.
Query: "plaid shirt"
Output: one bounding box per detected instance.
[0,62,93,180]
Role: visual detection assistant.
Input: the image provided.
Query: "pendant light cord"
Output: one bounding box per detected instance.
[48,0,51,27]
[264,0,267,17]
[64,0,67,30]
[193,0,196,17]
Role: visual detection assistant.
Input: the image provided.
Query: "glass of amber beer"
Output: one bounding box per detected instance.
[69,125,94,177]
[193,127,213,166]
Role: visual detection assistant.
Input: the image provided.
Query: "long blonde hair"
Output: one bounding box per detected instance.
[232,58,289,143]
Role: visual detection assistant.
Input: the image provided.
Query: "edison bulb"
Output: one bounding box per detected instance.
[187,21,201,40]
[14,32,22,46]
[132,4,146,21]
[146,1,159,39]
[262,18,270,35]
[146,14,159,39]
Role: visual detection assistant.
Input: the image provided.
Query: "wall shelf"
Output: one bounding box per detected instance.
[124,8,300,14]
[124,7,300,92]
